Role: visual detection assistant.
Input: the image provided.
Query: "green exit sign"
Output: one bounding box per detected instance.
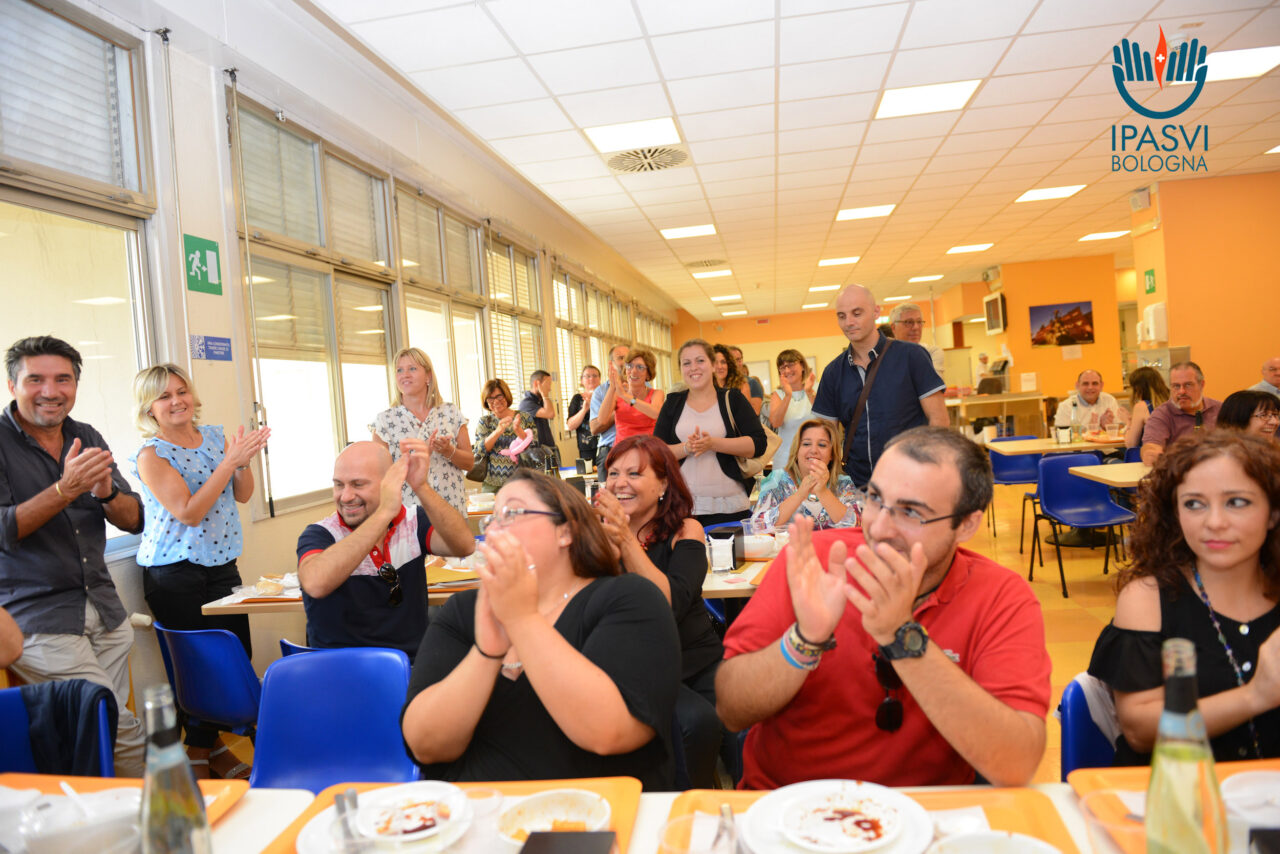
[1143,268,1156,295]
[184,234,222,295]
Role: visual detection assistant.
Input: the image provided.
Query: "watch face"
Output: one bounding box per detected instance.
[903,629,926,653]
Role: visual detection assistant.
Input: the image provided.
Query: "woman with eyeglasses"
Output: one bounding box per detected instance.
[655,339,767,527]
[472,379,535,493]
[1088,431,1280,764]
[597,347,665,442]
[565,364,602,465]
[372,347,472,514]
[401,470,680,789]
[1124,366,1170,450]
[750,419,858,532]
[1217,390,1280,440]
[769,349,816,471]
[130,363,268,779]
[595,435,721,787]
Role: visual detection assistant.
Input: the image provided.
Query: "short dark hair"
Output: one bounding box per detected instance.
[529,369,550,385]
[1219,390,1280,431]
[6,336,82,384]
[481,378,513,410]
[883,426,993,527]
[505,469,620,579]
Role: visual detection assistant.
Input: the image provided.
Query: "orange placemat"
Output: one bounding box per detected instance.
[0,772,248,824]
[1067,756,1280,797]
[262,776,642,854]
[669,787,1079,853]
[749,560,775,586]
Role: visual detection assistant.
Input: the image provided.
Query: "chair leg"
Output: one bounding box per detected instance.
[1019,494,1028,554]
[1028,517,1039,581]
[987,499,995,536]
[1050,520,1069,598]
[1102,527,1113,576]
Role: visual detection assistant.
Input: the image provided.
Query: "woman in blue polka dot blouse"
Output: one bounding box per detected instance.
[131,363,268,779]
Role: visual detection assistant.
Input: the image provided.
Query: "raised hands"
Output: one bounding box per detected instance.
[685,427,714,457]
[475,531,539,628]
[400,435,434,490]
[798,459,826,498]
[60,438,115,499]
[225,425,270,469]
[784,517,850,643]
[378,454,410,517]
[593,488,635,556]
[844,538,929,646]
[427,429,454,458]
[496,413,515,434]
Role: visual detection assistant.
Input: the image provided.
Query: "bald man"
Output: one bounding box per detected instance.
[1053,370,1121,433]
[812,285,948,487]
[1251,357,1280,399]
[297,440,473,659]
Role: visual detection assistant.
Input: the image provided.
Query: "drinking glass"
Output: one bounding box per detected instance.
[657,814,733,854]
[1079,790,1146,854]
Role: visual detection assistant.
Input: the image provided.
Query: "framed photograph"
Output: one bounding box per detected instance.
[1029,301,1095,347]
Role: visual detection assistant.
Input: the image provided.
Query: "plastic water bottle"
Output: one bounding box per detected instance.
[1145,638,1228,854]
[141,684,212,854]
[1070,399,1082,441]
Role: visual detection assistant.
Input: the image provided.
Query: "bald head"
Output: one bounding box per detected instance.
[1263,357,1280,388]
[1075,370,1103,405]
[835,285,880,349]
[332,441,392,527]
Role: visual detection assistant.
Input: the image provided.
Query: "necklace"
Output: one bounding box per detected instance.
[1190,567,1262,759]
[500,587,580,673]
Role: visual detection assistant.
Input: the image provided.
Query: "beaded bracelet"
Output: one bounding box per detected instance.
[789,623,837,657]
[779,636,820,671]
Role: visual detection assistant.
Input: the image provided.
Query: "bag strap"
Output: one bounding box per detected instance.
[842,339,892,471]
[722,387,737,436]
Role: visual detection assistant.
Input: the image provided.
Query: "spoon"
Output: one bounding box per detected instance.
[58,781,92,818]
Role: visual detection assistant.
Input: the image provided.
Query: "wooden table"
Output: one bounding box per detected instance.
[1068,461,1150,489]
[988,437,1124,456]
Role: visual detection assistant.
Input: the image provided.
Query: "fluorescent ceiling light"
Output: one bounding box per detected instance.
[722,310,747,317]
[908,275,943,283]
[836,205,895,221]
[876,79,981,119]
[1015,185,1086,203]
[250,276,274,284]
[73,297,127,306]
[818,256,860,266]
[401,259,419,268]
[77,340,101,346]
[1199,46,1280,82]
[1079,230,1130,242]
[809,285,840,292]
[801,303,828,310]
[947,243,993,254]
[692,269,732,279]
[709,294,741,302]
[967,317,986,323]
[354,305,384,312]
[883,295,912,302]
[259,314,297,321]
[1267,144,1280,154]
[661,224,716,240]
[584,117,680,153]
[356,329,385,335]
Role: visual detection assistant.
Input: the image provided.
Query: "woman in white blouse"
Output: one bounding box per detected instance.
[767,349,816,471]
[372,347,472,514]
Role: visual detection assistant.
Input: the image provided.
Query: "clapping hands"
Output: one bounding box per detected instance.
[684,427,714,457]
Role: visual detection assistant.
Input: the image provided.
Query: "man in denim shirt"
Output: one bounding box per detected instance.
[0,336,145,775]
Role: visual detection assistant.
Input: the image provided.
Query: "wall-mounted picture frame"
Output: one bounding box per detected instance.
[1029,301,1095,347]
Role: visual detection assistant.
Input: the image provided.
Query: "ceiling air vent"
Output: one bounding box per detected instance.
[606,145,690,173]
[686,259,727,269]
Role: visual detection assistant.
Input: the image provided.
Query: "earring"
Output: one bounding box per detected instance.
[659,491,666,501]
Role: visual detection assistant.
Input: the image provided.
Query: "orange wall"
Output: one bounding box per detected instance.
[998,254,1123,398]
[1115,269,1137,303]
[1157,171,1280,394]
[1130,188,1167,331]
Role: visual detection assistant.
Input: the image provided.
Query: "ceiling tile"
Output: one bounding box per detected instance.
[628,184,708,205]
[708,190,776,209]
[704,175,777,197]
[697,157,776,183]
[936,127,1029,155]
[1024,0,1152,34]
[409,58,548,111]
[680,104,776,142]
[1041,93,1130,125]
[778,92,879,131]
[455,98,574,138]
[952,101,1054,134]
[842,175,916,198]
[863,112,960,144]
[688,134,777,164]
[488,130,596,164]
[998,140,1090,166]
[849,156,930,181]
[899,0,1037,49]
[912,167,991,188]
[557,84,672,127]
[857,137,942,164]
[634,0,775,37]
[519,156,614,183]
[317,0,464,24]
[486,0,642,53]
[526,40,660,96]
[779,5,909,65]
[923,150,1003,173]
[668,68,776,113]
[1216,7,1280,50]
[779,148,857,173]
[777,185,844,204]
[779,123,866,154]
[652,21,775,79]
[779,55,892,101]
[973,69,1091,108]
[543,176,626,199]
[885,39,1009,89]
[351,6,515,71]
[996,25,1136,76]
[1019,122,1104,147]
[615,168,701,191]
[642,199,713,219]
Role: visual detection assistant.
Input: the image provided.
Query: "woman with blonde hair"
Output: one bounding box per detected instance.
[372,347,472,514]
[749,418,858,531]
[130,363,268,779]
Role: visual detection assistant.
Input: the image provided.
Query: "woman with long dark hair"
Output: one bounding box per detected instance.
[1124,366,1171,449]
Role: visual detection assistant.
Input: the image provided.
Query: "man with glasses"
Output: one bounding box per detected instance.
[589,344,630,480]
[296,441,473,660]
[889,303,945,377]
[1249,356,1280,399]
[1140,361,1222,465]
[717,427,1051,788]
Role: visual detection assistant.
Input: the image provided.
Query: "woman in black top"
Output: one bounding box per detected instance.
[1088,431,1280,764]
[565,365,602,463]
[655,339,767,526]
[597,435,723,787]
[401,470,680,789]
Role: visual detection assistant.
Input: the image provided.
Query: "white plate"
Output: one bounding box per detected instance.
[496,788,611,846]
[296,789,471,854]
[1221,771,1280,826]
[779,783,903,852]
[354,782,469,844]
[926,831,1060,853]
[745,780,931,854]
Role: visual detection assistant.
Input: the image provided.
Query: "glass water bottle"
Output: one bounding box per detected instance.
[140,684,212,854]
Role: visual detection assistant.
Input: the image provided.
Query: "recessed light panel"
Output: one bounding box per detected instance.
[1079,231,1130,241]
[1203,46,1280,82]
[809,285,840,292]
[947,243,993,254]
[710,294,742,302]
[73,297,127,306]
[908,275,943,282]
[876,79,981,119]
[661,224,717,240]
[883,295,912,302]
[818,256,860,266]
[1267,144,1280,154]
[1015,185,1085,203]
[722,310,747,317]
[584,117,681,153]
[836,205,895,221]
[692,269,732,279]
[801,303,828,310]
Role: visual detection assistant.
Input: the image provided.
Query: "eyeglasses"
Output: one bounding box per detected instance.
[895,319,925,327]
[377,562,403,607]
[485,393,507,404]
[864,490,965,527]
[626,364,648,373]
[1252,411,1280,423]
[873,654,903,732]
[479,506,564,535]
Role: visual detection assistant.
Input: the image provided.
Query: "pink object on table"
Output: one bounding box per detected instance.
[500,433,533,459]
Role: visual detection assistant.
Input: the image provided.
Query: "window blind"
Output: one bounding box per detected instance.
[325,155,388,265]
[443,214,477,294]
[240,110,322,245]
[395,189,443,282]
[513,248,537,309]
[249,257,329,360]
[491,311,520,395]
[487,242,513,303]
[334,279,389,365]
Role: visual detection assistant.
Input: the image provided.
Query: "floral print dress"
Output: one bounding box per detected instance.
[748,470,859,531]
[472,410,537,493]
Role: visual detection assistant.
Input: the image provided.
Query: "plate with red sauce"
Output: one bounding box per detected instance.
[745,780,931,854]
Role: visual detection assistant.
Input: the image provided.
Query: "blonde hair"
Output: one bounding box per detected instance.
[785,419,844,493]
[133,363,201,438]
[393,347,442,410]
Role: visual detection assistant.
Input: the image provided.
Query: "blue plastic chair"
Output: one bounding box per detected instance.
[1124,446,1142,464]
[278,638,315,656]
[1060,676,1116,780]
[154,622,261,737]
[249,647,418,792]
[0,684,114,776]
[987,435,1041,551]
[1029,455,1136,598]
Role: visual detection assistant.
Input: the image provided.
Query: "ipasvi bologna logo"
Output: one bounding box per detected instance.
[1111,27,1210,173]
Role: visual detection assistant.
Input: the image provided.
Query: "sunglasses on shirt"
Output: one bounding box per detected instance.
[874,653,903,732]
[377,562,403,607]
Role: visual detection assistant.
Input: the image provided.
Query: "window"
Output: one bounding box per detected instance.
[0,0,149,209]
[239,110,322,247]
[396,189,443,284]
[491,312,543,400]
[488,240,539,310]
[334,279,391,442]
[0,193,150,543]
[325,155,389,268]
[443,214,479,295]
[404,292,487,427]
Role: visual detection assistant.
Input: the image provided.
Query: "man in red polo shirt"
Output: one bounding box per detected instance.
[716,426,1051,788]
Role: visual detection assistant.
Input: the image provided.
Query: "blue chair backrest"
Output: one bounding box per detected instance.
[1060,678,1116,779]
[0,686,113,776]
[1124,446,1142,464]
[278,638,315,656]
[988,435,1040,484]
[1037,454,1118,518]
[250,647,418,792]
[153,622,261,730]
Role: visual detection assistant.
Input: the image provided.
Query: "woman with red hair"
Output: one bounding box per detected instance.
[597,435,723,787]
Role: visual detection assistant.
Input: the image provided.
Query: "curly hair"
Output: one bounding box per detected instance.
[1119,431,1280,598]
[604,435,695,548]
[712,343,746,391]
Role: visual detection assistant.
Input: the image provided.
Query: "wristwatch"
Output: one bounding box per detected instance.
[879,621,929,660]
[94,485,120,504]
[629,396,637,406]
